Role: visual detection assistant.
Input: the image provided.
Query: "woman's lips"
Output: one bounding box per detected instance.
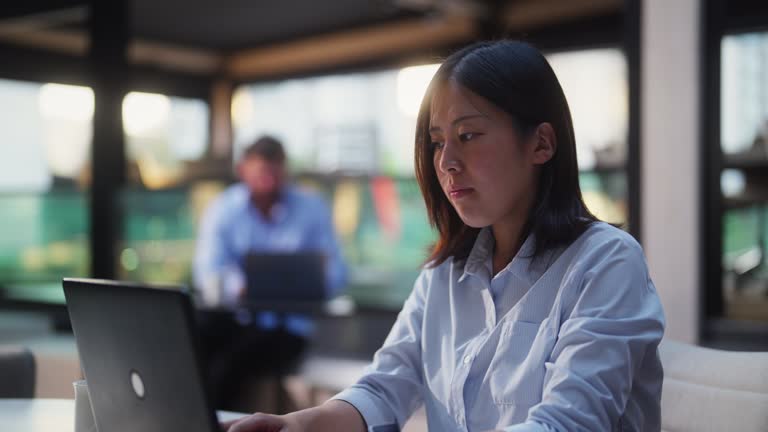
[448,187,474,199]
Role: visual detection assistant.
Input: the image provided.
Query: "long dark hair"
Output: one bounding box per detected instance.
[415,40,598,266]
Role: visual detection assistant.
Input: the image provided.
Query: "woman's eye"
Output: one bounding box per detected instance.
[459,132,476,142]
[431,141,444,150]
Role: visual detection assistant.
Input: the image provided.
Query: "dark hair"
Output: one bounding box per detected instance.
[414,40,598,267]
[242,135,286,162]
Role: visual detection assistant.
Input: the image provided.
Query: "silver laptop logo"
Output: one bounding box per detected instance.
[130,370,146,399]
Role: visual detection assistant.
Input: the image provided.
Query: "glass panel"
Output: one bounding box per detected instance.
[296,176,436,309]
[720,31,768,322]
[0,79,92,305]
[721,32,768,157]
[546,48,629,171]
[547,48,629,226]
[579,171,628,225]
[117,184,216,285]
[117,92,212,287]
[722,206,768,321]
[232,65,437,176]
[123,92,210,189]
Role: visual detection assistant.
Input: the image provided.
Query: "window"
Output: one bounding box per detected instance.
[117,92,214,285]
[123,92,210,189]
[232,68,432,176]
[547,48,629,225]
[233,67,439,307]
[0,79,92,304]
[718,31,768,323]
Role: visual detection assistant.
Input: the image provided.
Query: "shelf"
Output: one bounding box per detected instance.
[724,195,768,210]
[723,154,768,172]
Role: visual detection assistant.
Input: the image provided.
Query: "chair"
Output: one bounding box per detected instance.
[0,345,36,398]
[659,339,768,432]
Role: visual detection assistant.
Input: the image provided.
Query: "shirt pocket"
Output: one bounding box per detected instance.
[488,320,555,408]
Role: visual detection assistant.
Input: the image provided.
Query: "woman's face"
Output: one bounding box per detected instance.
[429,80,547,229]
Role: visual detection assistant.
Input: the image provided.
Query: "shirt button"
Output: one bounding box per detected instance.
[456,416,464,426]
[463,355,471,364]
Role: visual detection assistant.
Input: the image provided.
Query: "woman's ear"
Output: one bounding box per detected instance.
[531,122,557,165]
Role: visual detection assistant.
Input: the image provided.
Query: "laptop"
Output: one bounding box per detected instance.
[243,252,327,303]
[63,278,221,432]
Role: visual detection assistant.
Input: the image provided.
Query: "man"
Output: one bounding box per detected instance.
[193,135,347,411]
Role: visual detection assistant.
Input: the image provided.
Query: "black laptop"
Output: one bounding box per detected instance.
[243,252,327,304]
[63,278,223,432]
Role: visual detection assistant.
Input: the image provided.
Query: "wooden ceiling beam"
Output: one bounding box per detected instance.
[502,0,622,30]
[225,14,477,80]
[0,28,223,75]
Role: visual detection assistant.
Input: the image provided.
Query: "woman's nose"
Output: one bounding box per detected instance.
[438,141,461,174]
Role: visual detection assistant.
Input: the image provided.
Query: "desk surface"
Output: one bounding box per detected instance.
[0,399,248,432]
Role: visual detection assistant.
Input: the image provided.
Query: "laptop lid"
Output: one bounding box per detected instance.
[63,278,218,432]
[243,252,326,303]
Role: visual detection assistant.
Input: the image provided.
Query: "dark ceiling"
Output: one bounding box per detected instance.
[0,0,627,82]
[0,0,432,51]
[131,0,422,50]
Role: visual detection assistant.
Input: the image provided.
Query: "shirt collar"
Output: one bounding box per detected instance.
[240,184,291,223]
[459,227,494,283]
[458,226,551,287]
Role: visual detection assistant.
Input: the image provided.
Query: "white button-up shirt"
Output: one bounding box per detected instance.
[334,222,665,431]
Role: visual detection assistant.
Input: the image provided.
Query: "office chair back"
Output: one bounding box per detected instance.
[0,345,36,398]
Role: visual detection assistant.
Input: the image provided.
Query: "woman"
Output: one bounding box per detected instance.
[224,40,665,432]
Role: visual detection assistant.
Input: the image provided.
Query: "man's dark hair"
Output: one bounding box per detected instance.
[242,135,286,162]
[414,40,599,267]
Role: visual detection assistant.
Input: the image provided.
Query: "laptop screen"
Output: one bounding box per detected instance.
[63,278,219,432]
[243,252,326,303]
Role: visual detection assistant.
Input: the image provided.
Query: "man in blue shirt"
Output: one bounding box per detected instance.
[194,135,347,411]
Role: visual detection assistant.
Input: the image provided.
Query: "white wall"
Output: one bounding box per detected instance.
[641,0,701,343]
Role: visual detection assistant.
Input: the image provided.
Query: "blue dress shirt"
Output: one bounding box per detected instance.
[334,222,665,431]
[193,183,347,336]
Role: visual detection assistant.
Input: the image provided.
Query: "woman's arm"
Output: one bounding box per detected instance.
[224,400,366,432]
[292,400,367,432]
[330,269,431,429]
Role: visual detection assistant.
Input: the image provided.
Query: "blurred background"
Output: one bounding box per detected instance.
[0,0,766,401]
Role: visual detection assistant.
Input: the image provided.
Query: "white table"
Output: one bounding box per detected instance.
[0,399,248,432]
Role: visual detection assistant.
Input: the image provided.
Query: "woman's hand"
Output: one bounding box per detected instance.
[221,400,366,432]
[221,412,303,432]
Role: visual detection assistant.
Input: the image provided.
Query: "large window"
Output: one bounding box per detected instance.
[0,83,213,301]
[232,68,427,176]
[232,48,630,308]
[547,48,629,225]
[123,92,210,189]
[233,68,437,307]
[0,79,92,304]
[718,31,768,323]
[117,92,214,285]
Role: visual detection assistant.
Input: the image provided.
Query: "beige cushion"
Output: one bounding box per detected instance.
[659,340,768,432]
